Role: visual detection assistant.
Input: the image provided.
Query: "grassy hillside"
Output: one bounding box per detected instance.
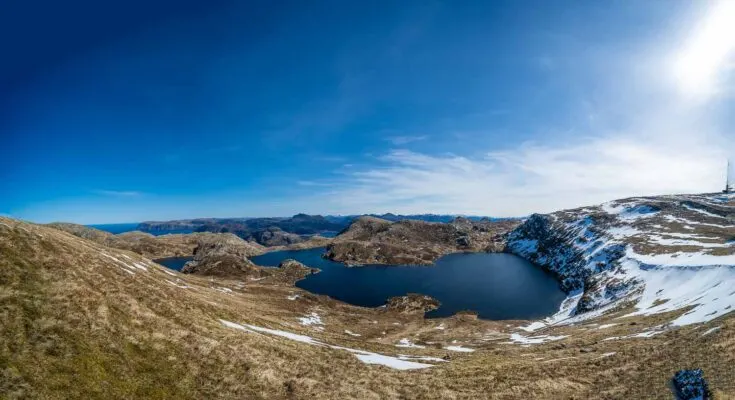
[1,216,734,399]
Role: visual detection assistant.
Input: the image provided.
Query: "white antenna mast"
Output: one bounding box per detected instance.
[726,159,733,194]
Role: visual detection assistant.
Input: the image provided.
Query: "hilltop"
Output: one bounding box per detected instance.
[507,192,735,327]
[324,216,520,265]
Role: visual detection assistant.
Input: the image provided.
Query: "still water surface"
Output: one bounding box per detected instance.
[250,248,565,320]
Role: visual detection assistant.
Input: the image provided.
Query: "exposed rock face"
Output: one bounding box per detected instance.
[275,235,333,251]
[181,234,267,278]
[324,216,519,265]
[507,192,735,319]
[385,293,440,314]
[247,227,304,247]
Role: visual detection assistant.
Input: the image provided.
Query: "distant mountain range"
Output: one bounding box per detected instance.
[136,213,519,240]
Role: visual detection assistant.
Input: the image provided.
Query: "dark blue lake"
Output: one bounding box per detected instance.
[250,248,566,320]
[155,256,193,271]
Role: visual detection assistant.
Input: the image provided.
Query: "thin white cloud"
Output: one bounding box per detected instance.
[320,130,730,217]
[93,190,144,197]
[384,135,428,145]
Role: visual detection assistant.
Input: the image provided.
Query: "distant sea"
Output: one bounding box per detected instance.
[88,223,194,236]
[88,223,140,234]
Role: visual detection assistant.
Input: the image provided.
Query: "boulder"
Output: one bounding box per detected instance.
[672,369,711,400]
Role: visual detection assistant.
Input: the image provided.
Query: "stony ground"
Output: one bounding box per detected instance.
[2,216,734,399]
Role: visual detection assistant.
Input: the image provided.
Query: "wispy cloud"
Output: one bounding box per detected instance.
[93,190,144,197]
[384,135,428,145]
[319,126,731,216]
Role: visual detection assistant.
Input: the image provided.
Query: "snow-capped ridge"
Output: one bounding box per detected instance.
[507,192,734,328]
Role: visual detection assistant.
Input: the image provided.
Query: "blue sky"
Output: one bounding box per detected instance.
[2,0,734,223]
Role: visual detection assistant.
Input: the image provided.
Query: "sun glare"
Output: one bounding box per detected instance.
[673,0,735,99]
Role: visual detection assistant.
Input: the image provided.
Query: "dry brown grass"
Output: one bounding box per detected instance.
[2,217,734,399]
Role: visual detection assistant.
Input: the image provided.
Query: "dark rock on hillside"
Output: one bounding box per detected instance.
[324,216,520,266]
[385,293,440,314]
[247,227,304,247]
[673,369,711,400]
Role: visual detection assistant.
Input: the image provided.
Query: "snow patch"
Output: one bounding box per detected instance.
[700,326,721,336]
[219,320,434,370]
[397,354,447,363]
[518,321,546,332]
[299,312,324,327]
[350,353,433,370]
[623,263,735,326]
[132,262,149,271]
[396,338,425,349]
[166,280,190,289]
[444,345,475,353]
[506,333,568,345]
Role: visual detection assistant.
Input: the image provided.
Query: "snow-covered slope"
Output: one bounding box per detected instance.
[507,192,735,327]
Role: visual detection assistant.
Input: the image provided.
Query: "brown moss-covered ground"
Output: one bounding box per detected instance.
[325,217,519,266]
[2,217,734,399]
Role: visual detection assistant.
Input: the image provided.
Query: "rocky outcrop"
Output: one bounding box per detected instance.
[247,227,304,247]
[384,293,440,314]
[276,235,333,251]
[325,216,519,265]
[181,234,267,278]
[180,238,319,283]
[275,259,320,284]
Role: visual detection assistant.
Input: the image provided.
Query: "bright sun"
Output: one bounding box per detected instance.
[673,0,735,98]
